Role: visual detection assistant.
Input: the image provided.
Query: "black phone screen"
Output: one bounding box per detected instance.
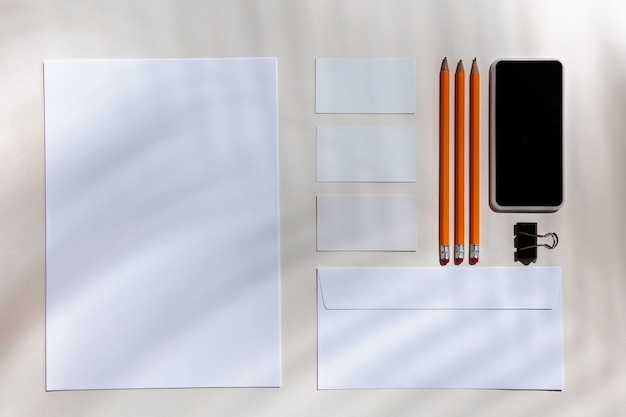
[491,60,563,211]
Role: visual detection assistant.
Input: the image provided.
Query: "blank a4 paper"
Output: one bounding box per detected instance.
[44,58,280,390]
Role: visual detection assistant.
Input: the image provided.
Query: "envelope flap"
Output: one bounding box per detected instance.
[318,267,561,310]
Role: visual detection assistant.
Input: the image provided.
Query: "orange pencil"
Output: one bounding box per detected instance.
[469,58,480,264]
[439,58,450,265]
[454,60,465,264]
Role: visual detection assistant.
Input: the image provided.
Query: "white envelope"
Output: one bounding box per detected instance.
[317,267,563,390]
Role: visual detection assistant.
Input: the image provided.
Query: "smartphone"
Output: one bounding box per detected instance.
[490,59,563,212]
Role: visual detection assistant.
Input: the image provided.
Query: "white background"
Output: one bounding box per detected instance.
[1,0,625,416]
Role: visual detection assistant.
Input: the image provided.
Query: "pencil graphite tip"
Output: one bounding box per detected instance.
[471,58,479,74]
[441,57,449,71]
[456,60,464,73]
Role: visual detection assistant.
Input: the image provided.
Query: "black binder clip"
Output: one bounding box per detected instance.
[514,223,559,265]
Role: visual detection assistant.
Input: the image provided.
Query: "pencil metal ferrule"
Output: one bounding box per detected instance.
[469,244,479,264]
[440,246,450,265]
[454,244,464,264]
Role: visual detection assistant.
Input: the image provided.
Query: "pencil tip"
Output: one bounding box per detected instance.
[456,60,464,72]
[471,58,479,74]
[441,57,449,71]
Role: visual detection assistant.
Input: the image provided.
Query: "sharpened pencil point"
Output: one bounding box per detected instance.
[471,58,479,74]
[441,57,449,71]
[456,60,464,73]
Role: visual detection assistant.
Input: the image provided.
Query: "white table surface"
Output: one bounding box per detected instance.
[0,0,624,416]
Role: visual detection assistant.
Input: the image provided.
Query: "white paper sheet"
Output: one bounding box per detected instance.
[316,126,416,182]
[317,267,564,390]
[44,58,280,390]
[315,58,416,114]
[316,195,417,251]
